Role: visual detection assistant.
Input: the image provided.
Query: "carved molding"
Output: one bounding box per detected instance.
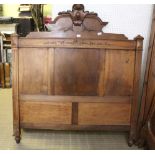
[19,38,136,50]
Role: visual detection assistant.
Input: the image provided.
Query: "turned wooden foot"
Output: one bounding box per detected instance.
[128,133,137,147]
[14,126,21,144]
[15,136,21,144]
[128,139,134,147]
[135,138,146,148]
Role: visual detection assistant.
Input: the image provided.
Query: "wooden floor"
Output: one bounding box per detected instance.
[0,89,141,150]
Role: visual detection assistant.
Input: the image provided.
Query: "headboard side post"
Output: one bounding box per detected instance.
[129,35,144,146]
[11,33,21,143]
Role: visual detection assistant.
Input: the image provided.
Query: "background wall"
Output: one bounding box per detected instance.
[44,4,52,17]
[3,4,19,17]
[2,4,52,17]
[52,4,153,91]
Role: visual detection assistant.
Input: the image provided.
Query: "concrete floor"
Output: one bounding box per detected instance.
[0,89,141,150]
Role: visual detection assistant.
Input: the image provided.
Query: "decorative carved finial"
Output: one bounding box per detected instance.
[134,35,144,50]
[58,4,104,27]
[72,4,84,11]
[134,35,144,40]
[70,4,88,26]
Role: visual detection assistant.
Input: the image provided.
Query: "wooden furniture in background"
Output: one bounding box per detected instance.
[0,23,16,88]
[11,4,143,144]
[0,35,2,87]
[3,34,11,88]
[137,5,155,149]
[0,35,5,88]
[0,33,11,88]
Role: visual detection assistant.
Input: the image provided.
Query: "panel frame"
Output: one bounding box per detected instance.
[18,47,49,95]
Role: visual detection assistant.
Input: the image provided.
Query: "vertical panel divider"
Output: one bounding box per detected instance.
[98,49,106,96]
[72,102,79,125]
[47,48,54,95]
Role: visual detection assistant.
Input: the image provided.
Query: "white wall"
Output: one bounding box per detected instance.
[52,4,153,87]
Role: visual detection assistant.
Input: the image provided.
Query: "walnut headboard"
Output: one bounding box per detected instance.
[11,4,143,145]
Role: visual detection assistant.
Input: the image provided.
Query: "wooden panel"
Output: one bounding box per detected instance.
[104,50,135,95]
[20,102,72,125]
[78,102,131,125]
[54,48,99,95]
[19,48,48,94]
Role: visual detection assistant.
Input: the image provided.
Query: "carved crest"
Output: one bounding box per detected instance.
[27,4,129,40]
[56,4,108,31]
[59,4,98,26]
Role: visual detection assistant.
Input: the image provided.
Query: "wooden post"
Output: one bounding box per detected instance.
[11,33,21,143]
[129,35,144,146]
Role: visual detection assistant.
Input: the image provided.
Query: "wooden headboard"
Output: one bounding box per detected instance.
[11,4,143,145]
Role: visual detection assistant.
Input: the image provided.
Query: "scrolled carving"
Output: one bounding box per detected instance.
[58,4,87,26]
[58,4,107,28]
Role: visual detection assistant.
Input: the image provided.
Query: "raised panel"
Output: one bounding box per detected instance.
[78,102,131,125]
[19,48,48,94]
[104,50,135,95]
[20,101,72,125]
[54,48,100,95]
